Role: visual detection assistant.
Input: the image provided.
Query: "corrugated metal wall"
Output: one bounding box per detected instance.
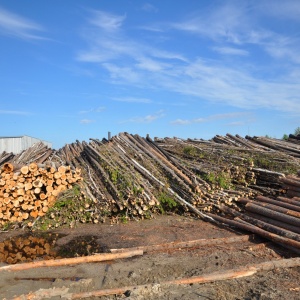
[0,136,52,154]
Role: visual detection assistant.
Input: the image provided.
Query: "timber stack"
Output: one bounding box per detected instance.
[0,162,82,226]
[280,173,300,198]
[210,184,300,254]
[0,132,299,230]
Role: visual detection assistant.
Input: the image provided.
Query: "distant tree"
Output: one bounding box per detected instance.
[295,127,300,136]
[282,134,288,140]
[265,134,271,138]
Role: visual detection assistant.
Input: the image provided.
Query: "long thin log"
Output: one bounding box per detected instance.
[280,177,300,188]
[130,158,213,220]
[276,196,300,207]
[255,195,300,212]
[239,198,300,219]
[14,257,300,300]
[0,250,143,272]
[287,190,300,198]
[244,202,300,227]
[206,213,300,250]
[246,212,300,234]
[219,205,300,242]
[110,234,252,253]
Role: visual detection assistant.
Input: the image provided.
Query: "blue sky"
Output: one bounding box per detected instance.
[1,0,300,149]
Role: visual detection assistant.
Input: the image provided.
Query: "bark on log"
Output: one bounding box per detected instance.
[276,196,300,207]
[219,205,300,242]
[280,177,300,188]
[255,195,300,212]
[239,198,300,219]
[244,202,300,227]
[245,212,300,234]
[207,213,300,250]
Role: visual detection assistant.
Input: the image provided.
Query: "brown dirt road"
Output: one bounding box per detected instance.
[1,215,300,299]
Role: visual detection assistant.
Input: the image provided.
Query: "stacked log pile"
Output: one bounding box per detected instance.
[280,174,300,198]
[0,162,82,226]
[54,133,213,220]
[288,134,300,145]
[0,132,299,229]
[210,187,300,253]
[7,142,54,165]
[0,152,14,165]
[198,133,300,158]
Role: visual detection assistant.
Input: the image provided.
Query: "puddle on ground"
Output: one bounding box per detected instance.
[0,234,107,264]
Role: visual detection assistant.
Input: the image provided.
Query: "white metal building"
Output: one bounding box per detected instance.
[0,136,52,154]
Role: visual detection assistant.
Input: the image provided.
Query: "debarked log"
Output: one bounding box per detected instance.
[0,250,143,272]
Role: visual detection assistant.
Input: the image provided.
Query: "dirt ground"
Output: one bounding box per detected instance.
[1,214,300,299]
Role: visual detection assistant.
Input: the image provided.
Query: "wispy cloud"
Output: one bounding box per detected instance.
[112,97,152,103]
[141,3,158,13]
[80,119,95,124]
[102,63,141,83]
[170,2,250,44]
[88,10,126,32]
[121,110,165,123]
[0,109,30,115]
[169,1,300,64]
[0,6,45,40]
[171,112,252,125]
[77,10,186,68]
[79,107,105,114]
[212,47,249,56]
[258,0,300,22]
[77,7,300,116]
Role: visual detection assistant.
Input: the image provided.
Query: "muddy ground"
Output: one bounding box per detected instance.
[1,214,300,299]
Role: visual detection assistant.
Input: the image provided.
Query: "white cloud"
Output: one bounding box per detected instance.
[102,63,141,83]
[258,0,300,22]
[80,119,95,124]
[136,57,169,72]
[79,107,105,114]
[213,47,249,56]
[171,2,249,44]
[113,97,152,103]
[77,10,187,70]
[171,112,252,126]
[170,119,191,125]
[121,110,165,123]
[0,109,30,115]
[0,6,44,40]
[77,7,300,116]
[141,3,158,13]
[88,10,125,32]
